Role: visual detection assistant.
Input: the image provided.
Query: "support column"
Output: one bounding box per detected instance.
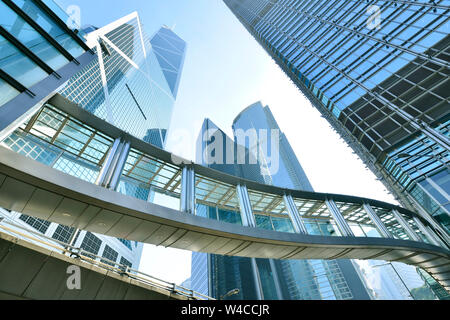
[180,166,195,214]
[108,141,130,190]
[363,203,393,239]
[95,138,130,190]
[237,184,263,300]
[237,184,256,227]
[269,259,284,300]
[283,194,308,234]
[412,216,444,247]
[95,138,121,186]
[325,199,354,237]
[250,258,264,300]
[391,209,422,242]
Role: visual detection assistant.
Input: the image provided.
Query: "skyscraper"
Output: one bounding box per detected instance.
[223,0,449,244]
[193,118,264,300]
[58,18,184,145]
[192,103,371,300]
[0,5,186,271]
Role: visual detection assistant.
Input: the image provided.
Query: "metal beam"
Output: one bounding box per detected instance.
[2,0,77,64]
[325,199,355,237]
[363,203,394,239]
[392,209,421,242]
[0,26,57,77]
[0,68,29,94]
[30,0,91,51]
[413,216,444,248]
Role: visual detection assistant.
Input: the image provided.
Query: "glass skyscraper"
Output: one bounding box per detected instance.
[192,103,371,300]
[58,19,184,145]
[0,5,186,271]
[193,118,264,300]
[0,0,93,140]
[223,0,449,245]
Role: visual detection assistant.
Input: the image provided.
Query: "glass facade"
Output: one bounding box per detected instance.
[150,25,186,98]
[0,0,87,107]
[59,23,184,144]
[0,11,186,272]
[223,0,449,244]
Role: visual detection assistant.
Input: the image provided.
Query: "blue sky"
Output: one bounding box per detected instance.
[54,0,397,285]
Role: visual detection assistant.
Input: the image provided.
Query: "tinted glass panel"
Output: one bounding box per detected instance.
[0,2,68,70]
[0,78,20,106]
[0,34,48,87]
[12,0,84,57]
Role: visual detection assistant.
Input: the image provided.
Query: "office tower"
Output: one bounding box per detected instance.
[192,104,371,300]
[180,278,192,289]
[150,25,186,98]
[58,19,185,145]
[192,119,263,299]
[0,4,186,270]
[354,259,439,300]
[223,0,449,243]
[232,102,313,191]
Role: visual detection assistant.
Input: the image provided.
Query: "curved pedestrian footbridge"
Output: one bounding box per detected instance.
[0,94,449,292]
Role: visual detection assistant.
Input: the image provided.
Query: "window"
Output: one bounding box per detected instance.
[0,34,48,88]
[0,1,69,70]
[80,232,101,258]
[101,245,118,267]
[11,0,84,58]
[0,78,20,107]
[52,224,75,243]
[19,214,51,233]
[119,257,132,272]
[118,238,132,250]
